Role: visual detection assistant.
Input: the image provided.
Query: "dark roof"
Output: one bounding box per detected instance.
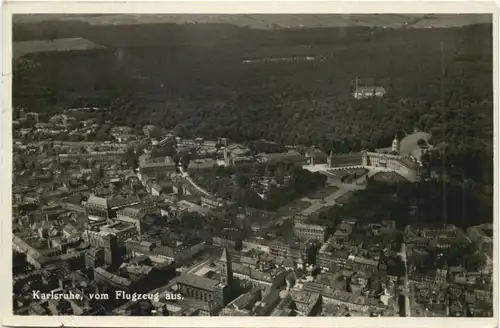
[174,274,221,292]
[154,245,175,257]
[400,157,420,169]
[117,207,143,218]
[86,248,104,257]
[355,86,386,93]
[125,239,156,254]
[261,151,304,163]
[305,148,327,158]
[139,161,176,169]
[86,195,108,208]
[108,195,140,209]
[187,159,218,170]
[66,194,83,205]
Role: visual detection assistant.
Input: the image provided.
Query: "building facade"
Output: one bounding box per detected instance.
[352,85,386,99]
[293,222,328,242]
[327,152,363,168]
[325,134,424,182]
[85,195,110,221]
[138,157,176,179]
[219,247,233,286]
[362,151,421,181]
[174,274,228,309]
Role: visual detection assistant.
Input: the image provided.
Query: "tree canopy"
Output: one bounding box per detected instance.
[13,23,493,189]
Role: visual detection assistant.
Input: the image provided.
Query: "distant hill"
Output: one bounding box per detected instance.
[13,13,492,31]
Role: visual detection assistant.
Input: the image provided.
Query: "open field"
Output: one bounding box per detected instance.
[13,14,492,29]
[335,190,357,205]
[13,38,104,58]
[411,14,493,28]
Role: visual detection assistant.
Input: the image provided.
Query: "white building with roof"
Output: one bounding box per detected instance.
[352,78,386,99]
[84,195,109,221]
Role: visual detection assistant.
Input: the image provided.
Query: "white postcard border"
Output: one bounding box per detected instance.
[2,1,498,327]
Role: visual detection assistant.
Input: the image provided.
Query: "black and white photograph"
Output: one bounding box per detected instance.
[1,2,498,327]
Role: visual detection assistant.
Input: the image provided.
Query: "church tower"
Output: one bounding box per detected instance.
[391,134,400,154]
[103,234,120,268]
[219,247,233,285]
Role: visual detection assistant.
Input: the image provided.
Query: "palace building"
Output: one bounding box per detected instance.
[326,132,429,182]
[327,152,363,168]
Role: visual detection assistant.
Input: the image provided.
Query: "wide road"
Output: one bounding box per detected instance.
[299,184,360,216]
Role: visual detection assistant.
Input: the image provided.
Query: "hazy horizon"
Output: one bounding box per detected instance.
[13,13,493,30]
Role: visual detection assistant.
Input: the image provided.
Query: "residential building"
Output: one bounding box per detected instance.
[213,229,243,250]
[186,159,218,174]
[138,156,176,179]
[289,290,321,316]
[125,238,205,263]
[269,241,317,268]
[294,222,328,242]
[85,248,104,269]
[100,222,138,244]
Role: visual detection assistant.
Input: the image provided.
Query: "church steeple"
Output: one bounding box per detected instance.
[219,247,233,285]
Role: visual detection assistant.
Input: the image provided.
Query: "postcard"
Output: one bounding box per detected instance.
[1,1,498,327]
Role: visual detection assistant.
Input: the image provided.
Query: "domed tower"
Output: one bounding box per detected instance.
[391,134,400,154]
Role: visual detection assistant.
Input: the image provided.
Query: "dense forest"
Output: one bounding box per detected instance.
[315,178,493,231]
[12,21,494,189]
[193,162,327,210]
